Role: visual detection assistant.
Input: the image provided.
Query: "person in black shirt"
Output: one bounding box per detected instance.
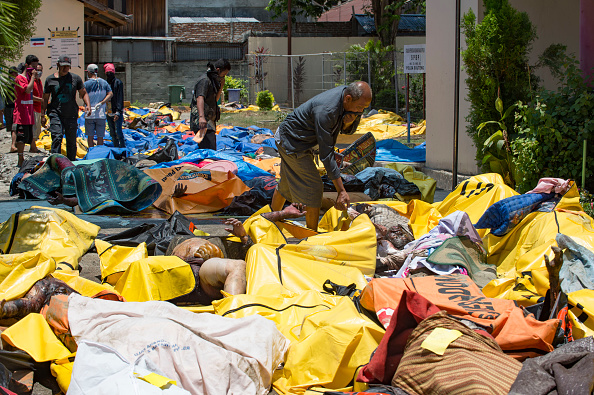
[190,59,230,150]
[104,63,126,148]
[42,55,91,160]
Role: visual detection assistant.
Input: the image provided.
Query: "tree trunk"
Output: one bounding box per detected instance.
[371,0,402,47]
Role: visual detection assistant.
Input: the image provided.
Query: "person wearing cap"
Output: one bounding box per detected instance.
[271,81,372,231]
[103,63,125,148]
[14,55,40,166]
[42,54,91,161]
[84,64,112,148]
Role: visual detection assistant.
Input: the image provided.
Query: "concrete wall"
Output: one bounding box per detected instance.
[510,0,580,91]
[247,36,371,106]
[114,61,251,104]
[16,0,85,85]
[425,0,580,176]
[169,0,278,21]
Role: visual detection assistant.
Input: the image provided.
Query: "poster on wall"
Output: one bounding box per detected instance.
[50,30,79,68]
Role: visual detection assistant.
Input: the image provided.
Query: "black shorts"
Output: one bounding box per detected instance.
[15,124,33,145]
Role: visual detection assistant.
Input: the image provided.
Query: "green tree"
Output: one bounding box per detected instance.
[367,0,425,47]
[461,0,538,168]
[0,0,42,98]
[266,0,339,21]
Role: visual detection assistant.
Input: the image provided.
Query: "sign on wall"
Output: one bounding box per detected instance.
[404,44,426,74]
[50,30,80,68]
[30,37,45,47]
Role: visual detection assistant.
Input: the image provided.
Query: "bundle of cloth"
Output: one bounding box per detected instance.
[17,154,162,214]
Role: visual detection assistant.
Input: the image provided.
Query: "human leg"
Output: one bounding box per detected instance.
[305,206,321,231]
[63,118,78,161]
[49,113,64,154]
[106,114,118,147]
[95,119,106,146]
[30,111,41,152]
[115,116,125,148]
[16,124,32,167]
[85,118,96,148]
[6,108,15,152]
[199,258,246,300]
[271,188,286,211]
[197,129,216,150]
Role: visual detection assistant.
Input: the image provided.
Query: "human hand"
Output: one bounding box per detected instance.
[114,113,120,121]
[85,106,92,117]
[334,190,350,211]
[224,218,247,239]
[94,103,102,112]
[41,115,48,127]
[47,191,64,206]
[172,183,187,198]
[198,116,207,132]
[31,70,39,80]
[282,203,306,219]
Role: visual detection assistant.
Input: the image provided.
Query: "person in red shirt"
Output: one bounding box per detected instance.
[31,61,44,153]
[14,55,39,166]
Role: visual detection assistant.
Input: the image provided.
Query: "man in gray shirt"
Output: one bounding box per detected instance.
[272,81,372,230]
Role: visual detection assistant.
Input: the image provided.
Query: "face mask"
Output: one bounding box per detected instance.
[37,71,42,77]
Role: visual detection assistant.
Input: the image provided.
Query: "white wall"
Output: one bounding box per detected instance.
[17,0,85,83]
[426,0,481,175]
[425,0,580,175]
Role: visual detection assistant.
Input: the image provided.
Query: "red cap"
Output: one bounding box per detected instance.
[104,63,115,73]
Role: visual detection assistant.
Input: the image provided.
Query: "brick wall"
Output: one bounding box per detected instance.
[170,21,353,43]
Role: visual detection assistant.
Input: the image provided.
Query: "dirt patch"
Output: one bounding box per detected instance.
[0,128,49,200]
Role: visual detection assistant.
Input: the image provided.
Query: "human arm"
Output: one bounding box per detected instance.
[330,177,349,211]
[314,107,342,180]
[79,87,91,117]
[196,95,207,141]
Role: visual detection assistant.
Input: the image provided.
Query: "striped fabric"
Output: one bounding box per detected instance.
[392,312,522,395]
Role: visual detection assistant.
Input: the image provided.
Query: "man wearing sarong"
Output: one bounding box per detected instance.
[272,81,372,230]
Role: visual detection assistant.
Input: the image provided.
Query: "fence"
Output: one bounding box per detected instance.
[239,51,426,120]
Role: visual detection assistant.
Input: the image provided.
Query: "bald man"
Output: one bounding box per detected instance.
[272,81,372,230]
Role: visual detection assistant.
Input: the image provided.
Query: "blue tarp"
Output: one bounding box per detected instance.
[84,146,131,160]
[375,139,426,162]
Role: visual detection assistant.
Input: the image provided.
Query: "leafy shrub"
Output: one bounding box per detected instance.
[462,0,538,168]
[512,55,594,192]
[256,90,275,110]
[374,89,399,111]
[340,40,395,108]
[223,75,248,104]
[580,189,594,218]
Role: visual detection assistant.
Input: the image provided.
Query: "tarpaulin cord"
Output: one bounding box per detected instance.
[276,244,286,284]
[3,211,21,254]
[98,244,116,257]
[221,302,332,317]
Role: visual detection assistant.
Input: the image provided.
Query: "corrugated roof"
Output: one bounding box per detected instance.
[353,14,425,34]
[399,14,426,32]
[169,17,260,24]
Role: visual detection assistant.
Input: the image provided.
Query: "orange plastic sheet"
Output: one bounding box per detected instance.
[243,157,281,178]
[144,165,250,214]
[359,275,559,359]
